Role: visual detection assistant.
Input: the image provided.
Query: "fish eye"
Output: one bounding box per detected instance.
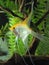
[13,27,15,30]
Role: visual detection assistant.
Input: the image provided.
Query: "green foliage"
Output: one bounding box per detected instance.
[0,0,17,11]
[15,37,27,56]
[6,31,16,53]
[0,0,49,59]
[15,34,33,56]
[32,0,47,23]
[35,14,49,55]
[31,0,48,31]
[0,23,8,37]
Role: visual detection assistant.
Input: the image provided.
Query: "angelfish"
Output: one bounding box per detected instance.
[9,19,33,44]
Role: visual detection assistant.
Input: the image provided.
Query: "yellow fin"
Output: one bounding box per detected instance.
[9,17,28,31]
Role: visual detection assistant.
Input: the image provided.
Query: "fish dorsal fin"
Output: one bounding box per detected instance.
[22,1,34,26]
[9,1,34,31]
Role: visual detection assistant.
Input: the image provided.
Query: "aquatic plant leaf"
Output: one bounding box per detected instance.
[35,14,49,55]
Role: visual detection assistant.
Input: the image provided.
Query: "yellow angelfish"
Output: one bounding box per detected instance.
[9,17,32,44]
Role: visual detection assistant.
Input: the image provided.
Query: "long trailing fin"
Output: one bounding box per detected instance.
[24,36,35,65]
[31,30,49,44]
[15,36,29,65]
